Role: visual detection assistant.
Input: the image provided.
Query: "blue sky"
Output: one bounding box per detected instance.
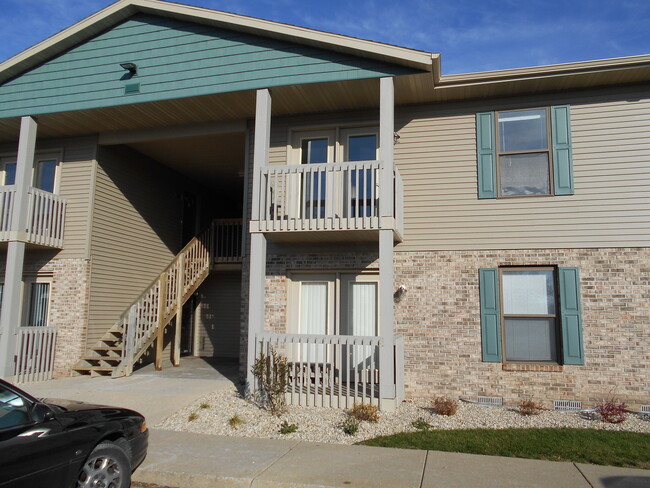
[1,0,649,74]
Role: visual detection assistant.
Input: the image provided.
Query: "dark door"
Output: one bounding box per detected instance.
[181,192,197,246]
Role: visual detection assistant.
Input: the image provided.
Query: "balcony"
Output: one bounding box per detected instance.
[251,161,403,241]
[0,186,67,249]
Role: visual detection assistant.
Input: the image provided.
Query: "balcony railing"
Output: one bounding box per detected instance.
[254,332,405,409]
[256,160,400,233]
[211,218,243,263]
[0,186,67,248]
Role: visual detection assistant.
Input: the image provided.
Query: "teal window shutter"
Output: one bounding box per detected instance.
[551,105,575,195]
[559,267,584,365]
[479,268,501,362]
[476,112,497,199]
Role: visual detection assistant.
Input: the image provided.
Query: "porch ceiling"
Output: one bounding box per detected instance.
[128,132,246,190]
[0,73,432,144]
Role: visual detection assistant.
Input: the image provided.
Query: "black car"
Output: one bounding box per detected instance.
[0,378,148,488]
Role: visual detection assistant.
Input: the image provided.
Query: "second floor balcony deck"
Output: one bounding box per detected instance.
[251,160,403,241]
[0,186,67,249]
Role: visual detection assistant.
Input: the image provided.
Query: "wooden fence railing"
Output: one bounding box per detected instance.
[14,326,57,383]
[0,186,67,248]
[254,332,384,409]
[257,161,383,232]
[212,218,243,262]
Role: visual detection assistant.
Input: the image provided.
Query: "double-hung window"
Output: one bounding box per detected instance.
[479,267,584,365]
[476,106,574,198]
[0,155,59,192]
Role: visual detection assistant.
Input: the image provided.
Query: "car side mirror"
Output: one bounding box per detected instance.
[31,403,55,423]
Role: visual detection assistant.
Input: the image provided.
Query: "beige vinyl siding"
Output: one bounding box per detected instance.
[86,145,183,348]
[0,137,96,258]
[195,271,242,358]
[394,88,650,250]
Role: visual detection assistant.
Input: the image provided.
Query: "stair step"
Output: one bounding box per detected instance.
[73,366,115,372]
[82,356,121,363]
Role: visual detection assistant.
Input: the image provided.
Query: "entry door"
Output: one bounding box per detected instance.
[291,131,335,220]
[340,274,379,374]
[340,128,378,218]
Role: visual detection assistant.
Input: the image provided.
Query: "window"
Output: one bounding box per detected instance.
[34,159,58,193]
[0,383,31,429]
[479,267,584,365]
[476,106,574,199]
[22,279,51,327]
[497,109,551,196]
[501,268,557,361]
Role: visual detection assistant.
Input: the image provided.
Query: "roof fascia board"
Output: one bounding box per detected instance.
[0,0,435,86]
[438,54,650,87]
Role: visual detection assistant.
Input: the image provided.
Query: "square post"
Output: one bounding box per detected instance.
[379,229,395,399]
[0,116,37,378]
[246,89,271,388]
[379,77,395,220]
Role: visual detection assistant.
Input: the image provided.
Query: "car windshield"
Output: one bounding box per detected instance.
[0,384,31,429]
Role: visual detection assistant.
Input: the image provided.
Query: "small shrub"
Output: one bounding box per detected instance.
[251,348,289,416]
[518,398,544,416]
[432,396,458,416]
[279,420,298,434]
[349,403,380,423]
[596,402,627,424]
[228,414,245,429]
[199,402,210,409]
[412,418,432,431]
[188,412,198,422]
[342,417,361,436]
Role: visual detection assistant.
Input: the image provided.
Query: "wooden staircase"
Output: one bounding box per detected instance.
[73,228,212,377]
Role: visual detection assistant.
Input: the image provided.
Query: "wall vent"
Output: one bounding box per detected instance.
[641,405,650,414]
[124,83,140,95]
[554,400,582,411]
[477,395,503,406]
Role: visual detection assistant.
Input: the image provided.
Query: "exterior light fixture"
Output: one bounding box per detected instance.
[393,131,401,144]
[120,62,137,75]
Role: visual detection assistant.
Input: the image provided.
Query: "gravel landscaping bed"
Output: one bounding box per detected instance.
[156,386,650,445]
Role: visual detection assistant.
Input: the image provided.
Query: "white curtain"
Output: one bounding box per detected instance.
[348,282,377,370]
[300,282,328,362]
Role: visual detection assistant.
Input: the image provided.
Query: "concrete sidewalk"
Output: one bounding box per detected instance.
[134,429,650,488]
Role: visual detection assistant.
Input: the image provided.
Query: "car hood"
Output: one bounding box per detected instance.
[41,398,110,411]
[41,398,141,418]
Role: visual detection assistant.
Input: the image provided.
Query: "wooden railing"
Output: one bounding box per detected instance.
[0,186,67,248]
[257,161,383,232]
[26,188,67,247]
[117,229,211,376]
[14,326,58,383]
[0,186,15,238]
[254,332,383,409]
[212,218,243,262]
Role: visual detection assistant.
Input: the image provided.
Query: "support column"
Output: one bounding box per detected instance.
[379,77,395,220]
[0,116,37,378]
[378,78,396,400]
[379,229,395,398]
[246,89,271,388]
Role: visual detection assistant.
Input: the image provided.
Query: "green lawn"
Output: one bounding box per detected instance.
[361,428,650,469]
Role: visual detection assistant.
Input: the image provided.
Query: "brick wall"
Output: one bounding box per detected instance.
[1,253,91,377]
[251,247,650,407]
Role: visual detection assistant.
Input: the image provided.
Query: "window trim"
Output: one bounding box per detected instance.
[498,266,561,364]
[494,107,554,199]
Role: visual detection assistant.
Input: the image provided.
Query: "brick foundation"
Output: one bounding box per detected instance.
[252,246,650,408]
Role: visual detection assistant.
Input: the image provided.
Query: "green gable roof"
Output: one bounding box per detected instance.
[0,14,421,119]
